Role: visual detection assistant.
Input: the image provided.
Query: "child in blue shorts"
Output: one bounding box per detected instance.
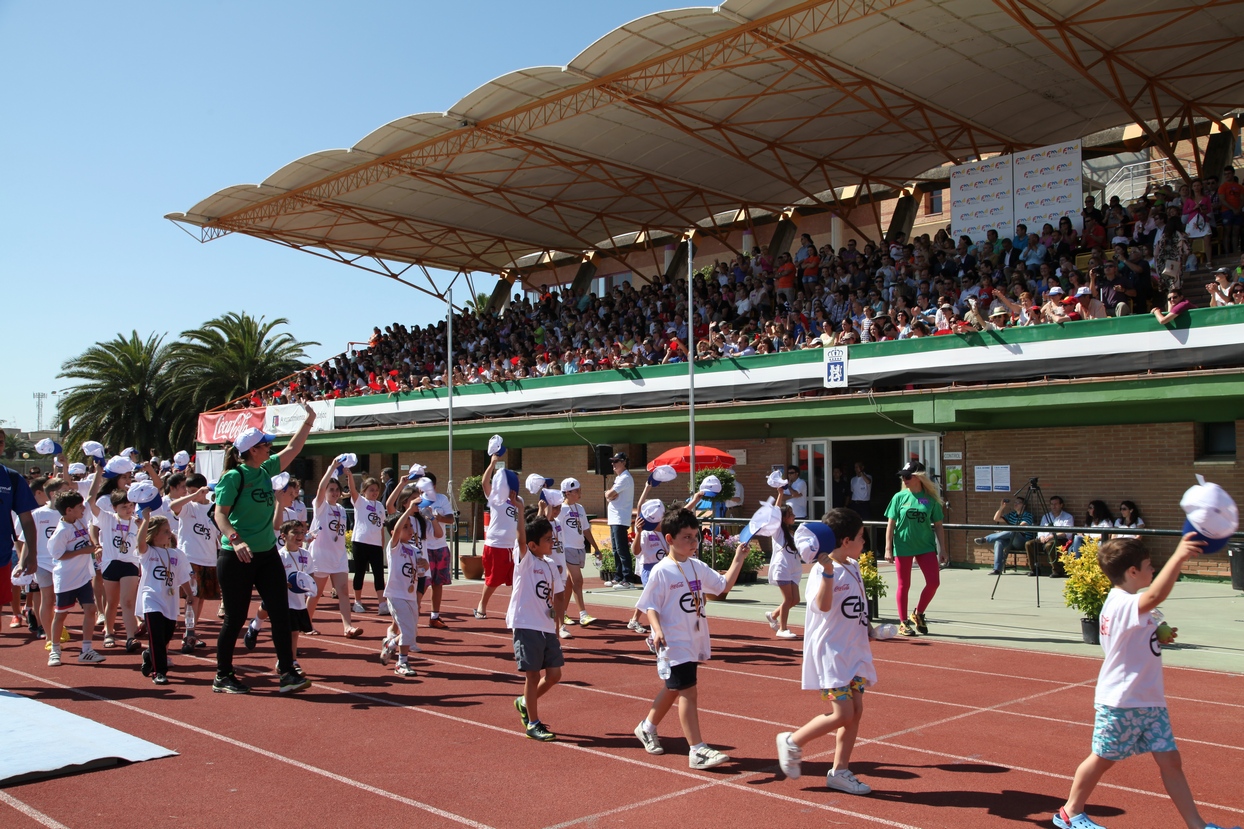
[1055,535,1237,829]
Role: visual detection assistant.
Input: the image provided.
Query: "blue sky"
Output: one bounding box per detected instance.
[0,0,676,432]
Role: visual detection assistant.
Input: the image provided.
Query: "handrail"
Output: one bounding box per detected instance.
[706,517,1244,540]
[206,340,371,413]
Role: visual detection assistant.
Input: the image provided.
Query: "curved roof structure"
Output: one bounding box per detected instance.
[168,0,1244,294]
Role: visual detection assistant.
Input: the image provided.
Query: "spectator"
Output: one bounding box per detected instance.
[1113,500,1145,538]
[975,496,1034,575]
[1069,500,1113,557]
[784,465,808,520]
[1152,288,1191,325]
[1208,268,1235,307]
[1023,495,1073,577]
[604,452,635,588]
[1072,286,1108,320]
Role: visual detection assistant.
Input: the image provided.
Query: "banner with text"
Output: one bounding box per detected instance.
[1012,139,1083,236]
[196,408,265,445]
[950,155,1014,243]
[264,401,335,435]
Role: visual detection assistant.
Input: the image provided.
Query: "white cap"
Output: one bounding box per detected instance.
[68,462,86,476]
[700,475,723,496]
[35,438,62,456]
[234,427,276,455]
[560,477,580,493]
[134,471,151,482]
[287,571,318,596]
[794,522,838,563]
[415,477,436,495]
[647,465,678,486]
[766,469,789,489]
[10,570,35,588]
[1075,286,1092,297]
[126,481,162,511]
[82,441,105,461]
[121,447,138,459]
[173,450,190,469]
[639,499,665,527]
[335,453,358,469]
[739,504,782,543]
[525,473,546,496]
[487,434,505,456]
[1180,475,1239,554]
[103,456,136,479]
[540,488,565,507]
[271,472,291,491]
[406,463,427,481]
[160,460,172,472]
[1048,286,1065,296]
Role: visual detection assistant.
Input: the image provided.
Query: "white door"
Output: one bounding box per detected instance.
[792,439,828,519]
[903,435,941,487]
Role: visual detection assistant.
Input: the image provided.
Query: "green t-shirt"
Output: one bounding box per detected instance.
[884,488,944,557]
[214,456,281,553]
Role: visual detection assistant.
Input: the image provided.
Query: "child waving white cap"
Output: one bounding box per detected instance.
[647,465,677,487]
[739,503,782,544]
[127,481,163,512]
[35,438,63,456]
[766,469,789,489]
[699,475,723,496]
[103,456,136,479]
[638,499,665,529]
[1179,475,1239,553]
[794,522,837,563]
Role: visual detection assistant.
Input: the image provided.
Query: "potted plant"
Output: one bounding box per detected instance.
[703,533,761,600]
[859,551,888,621]
[1059,537,1110,645]
[597,546,616,583]
[458,475,487,580]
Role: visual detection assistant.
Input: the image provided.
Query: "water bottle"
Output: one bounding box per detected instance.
[874,623,898,640]
[656,646,671,680]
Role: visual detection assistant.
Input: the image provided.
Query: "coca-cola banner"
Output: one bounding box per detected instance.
[197,408,265,445]
[263,401,334,435]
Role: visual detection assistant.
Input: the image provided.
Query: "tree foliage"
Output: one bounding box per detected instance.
[55,313,316,457]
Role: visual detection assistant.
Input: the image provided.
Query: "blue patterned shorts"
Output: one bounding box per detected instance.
[1092,704,1175,761]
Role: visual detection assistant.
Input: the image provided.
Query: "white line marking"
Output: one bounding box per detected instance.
[0,666,495,829]
[542,783,720,829]
[0,791,71,829]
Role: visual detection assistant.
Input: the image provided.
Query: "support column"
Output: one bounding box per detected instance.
[766,212,800,260]
[568,254,600,298]
[485,274,515,315]
[886,192,919,244]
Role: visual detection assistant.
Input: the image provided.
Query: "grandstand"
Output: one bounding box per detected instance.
[171,0,1244,578]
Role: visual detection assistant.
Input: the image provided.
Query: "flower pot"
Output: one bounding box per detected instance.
[461,554,484,581]
[736,570,758,585]
[867,595,880,621]
[1080,617,1100,646]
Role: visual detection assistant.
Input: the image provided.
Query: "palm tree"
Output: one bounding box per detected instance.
[163,312,318,445]
[57,332,173,457]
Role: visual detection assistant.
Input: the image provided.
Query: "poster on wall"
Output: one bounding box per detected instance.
[992,464,1011,493]
[1012,139,1083,235]
[950,155,1014,244]
[974,465,992,492]
[945,465,963,492]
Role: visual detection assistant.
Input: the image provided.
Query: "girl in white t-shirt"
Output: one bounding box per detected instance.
[765,499,803,641]
[134,512,191,684]
[90,489,141,651]
[378,501,428,678]
[278,519,314,676]
[306,460,361,638]
[776,509,876,795]
[556,480,598,628]
[349,475,388,616]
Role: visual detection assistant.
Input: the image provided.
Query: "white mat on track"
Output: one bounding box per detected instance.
[0,689,176,784]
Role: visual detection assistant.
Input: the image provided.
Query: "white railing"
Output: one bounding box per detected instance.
[1102,157,1194,205]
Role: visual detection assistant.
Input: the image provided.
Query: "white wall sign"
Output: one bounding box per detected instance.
[974,465,993,492]
[264,401,335,435]
[992,464,1011,493]
[1013,140,1083,235]
[943,451,963,461]
[823,346,849,388]
[951,156,1014,243]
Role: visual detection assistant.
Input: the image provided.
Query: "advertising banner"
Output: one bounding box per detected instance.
[950,155,1014,243]
[264,401,335,435]
[196,408,265,445]
[1012,139,1083,235]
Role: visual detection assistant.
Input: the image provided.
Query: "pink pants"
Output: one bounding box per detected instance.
[895,551,940,619]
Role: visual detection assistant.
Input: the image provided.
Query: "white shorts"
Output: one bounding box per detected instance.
[36,568,54,589]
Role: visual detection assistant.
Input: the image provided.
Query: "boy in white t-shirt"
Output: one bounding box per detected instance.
[508,505,566,742]
[1054,536,1235,829]
[475,454,520,619]
[46,491,105,666]
[556,478,598,628]
[776,508,876,795]
[632,508,749,769]
[415,473,455,630]
[378,500,429,678]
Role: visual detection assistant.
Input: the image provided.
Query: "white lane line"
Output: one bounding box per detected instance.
[0,666,495,829]
[0,791,72,829]
[543,783,720,829]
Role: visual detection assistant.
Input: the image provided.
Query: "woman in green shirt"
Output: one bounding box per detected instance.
[211,403,316,695]
[883,461,948,637]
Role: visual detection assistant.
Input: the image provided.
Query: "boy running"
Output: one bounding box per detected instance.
[509,501,566,742]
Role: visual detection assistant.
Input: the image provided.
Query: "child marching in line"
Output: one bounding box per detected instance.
[46,490,105,666]
[556,478,598,628]
[306,457,362,638]
[349,474,388,616]
[1053,476,1240,829]
[475,446,519,619]
[176,474,218,652]
[624,475,703,636]
[415,473,455,630]
[532,483,572,639]
[764,497,803,640]
[379,499,428,677]
[134,507,191,684]
[89,485,142,652]
[277,519,315,677]
[632,508,749,769]
[23,476,66,642]
[510,500,566,741]
[776,509,876,794]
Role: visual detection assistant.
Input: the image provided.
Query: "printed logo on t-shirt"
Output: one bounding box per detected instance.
[565,514,582,531]
[504,505,518,522]
[249,488,275,507]
[903,506,929,523]
[327,514,345,536]
[401,559,415,580]
[44,525,55,539]
[192,522,212,540]
[840,593,868,626]
[367,511,382,527]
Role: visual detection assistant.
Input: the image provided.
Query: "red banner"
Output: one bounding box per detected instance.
[197,409,265,445]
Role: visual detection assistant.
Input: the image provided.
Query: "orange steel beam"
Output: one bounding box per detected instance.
[204,0,908,234]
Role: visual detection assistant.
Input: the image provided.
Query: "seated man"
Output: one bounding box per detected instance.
[975,497,1034,575]
[1024,495,1074,576]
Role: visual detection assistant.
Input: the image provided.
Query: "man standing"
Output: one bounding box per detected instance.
[380,467,396,504]
[1024,495,1073,577]
[831,466,850,509]
[604,452,635,587]
[784,465,808,519]
[1,431,40,633]
[848,461,873,519]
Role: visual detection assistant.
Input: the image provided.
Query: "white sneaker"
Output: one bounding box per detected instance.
[776,629,799,640]
[601,579,614,587]
[634,722,664,755]
[96,612,106,625]
[558,627,571,639]
[379,637,396,666]
[47,650,61,667]
[627,620,648,634]
[765,611,779,631]
[776,732,802,779]
[377,601,390,616]
[688,746,729,770]
[826,768,871,795]
[78,649,107,664]
[351,601,366,614]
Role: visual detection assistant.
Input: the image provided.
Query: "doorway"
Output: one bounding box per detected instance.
[830,438,904,523]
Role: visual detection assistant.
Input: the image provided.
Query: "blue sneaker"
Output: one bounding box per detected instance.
[1053,809,1106,829]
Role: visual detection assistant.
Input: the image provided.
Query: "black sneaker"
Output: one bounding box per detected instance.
[141,649,153,677]
[243,624,259,651]
[212,673,251,694]
[125,637,140,653]
[525,721,556,742]
[153,673,169,686]
[911,612,929,635]
[278,671,311,694]
[26,608,38,633]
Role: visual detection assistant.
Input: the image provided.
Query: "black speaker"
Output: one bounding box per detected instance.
[594,444,614,476]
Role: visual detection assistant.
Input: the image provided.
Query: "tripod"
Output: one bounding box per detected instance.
[990,477,1052,607]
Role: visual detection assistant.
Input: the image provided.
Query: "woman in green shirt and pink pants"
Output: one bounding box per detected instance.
[884,461,948,637]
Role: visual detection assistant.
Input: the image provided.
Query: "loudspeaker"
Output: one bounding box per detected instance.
[594,444,614,476]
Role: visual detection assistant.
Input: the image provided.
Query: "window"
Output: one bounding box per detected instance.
[926,189,944,215]
[1201,422,1236,458]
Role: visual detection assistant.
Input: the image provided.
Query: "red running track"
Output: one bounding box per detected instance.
[0,582,1240,829]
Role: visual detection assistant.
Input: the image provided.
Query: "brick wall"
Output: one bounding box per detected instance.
[949,422,1241,577]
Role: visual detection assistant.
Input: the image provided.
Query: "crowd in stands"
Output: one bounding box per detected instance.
[235,168,1244,407]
